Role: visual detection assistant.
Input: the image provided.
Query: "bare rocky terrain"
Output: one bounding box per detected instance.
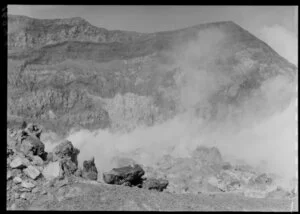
[6,123,298,211]
[7,14,298,211]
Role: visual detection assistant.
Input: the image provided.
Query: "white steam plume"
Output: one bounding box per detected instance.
[42,27,298,190]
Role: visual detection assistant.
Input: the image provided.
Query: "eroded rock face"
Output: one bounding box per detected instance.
[103,164,145,186]
[82,157,98,181]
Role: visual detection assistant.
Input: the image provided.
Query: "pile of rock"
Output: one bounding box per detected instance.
[7,123,49,208]
[103,164,169,192]
[43,140,80,179]
[6,122,98,209]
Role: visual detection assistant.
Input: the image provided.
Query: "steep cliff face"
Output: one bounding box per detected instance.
[7,15,297,136]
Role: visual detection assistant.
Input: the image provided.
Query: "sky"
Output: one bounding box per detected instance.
[7,5,298,65]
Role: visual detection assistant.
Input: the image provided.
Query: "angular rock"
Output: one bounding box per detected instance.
[31,187,39,193]
[60,158,78,177]
[31,156,44,166]
[74,168,82,177]
[13,176,22,184]
[82,157,98,180]
[19,188,31,192]
[52,140,79,164]
[21,181,36,189]
[10,156,29,169]
[23,165,41,180]
[36,166,44,172]
[25,123,42,139]
[42,161,63,180]
[20,135,45,157]
[142,178,169,192]
[103,164,145,186]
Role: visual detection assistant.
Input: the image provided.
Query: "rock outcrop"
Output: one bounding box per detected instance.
[82,157,98,181]
[103,164,145,187]
[45,140,80,178]
[102,164,170,192]
[52,140,79,162]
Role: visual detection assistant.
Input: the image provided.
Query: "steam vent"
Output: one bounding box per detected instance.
[7,6,298,211]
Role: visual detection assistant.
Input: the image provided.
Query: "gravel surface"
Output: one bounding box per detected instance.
[23,181,298,211]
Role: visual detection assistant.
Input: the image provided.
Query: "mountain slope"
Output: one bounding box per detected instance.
[7,15,297,136]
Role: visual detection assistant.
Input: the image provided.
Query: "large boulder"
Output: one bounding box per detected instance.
[20,135,45,157]
[103,164,145,186]
[51,140,79,178]
[23,165,41,180]
[60,158,78,177]
[82,157,98,180]
[142,178,169,192]
[52,140,79,164]
[10,156,30,169]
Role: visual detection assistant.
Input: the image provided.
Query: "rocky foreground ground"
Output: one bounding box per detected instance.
[7,122,298,211]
